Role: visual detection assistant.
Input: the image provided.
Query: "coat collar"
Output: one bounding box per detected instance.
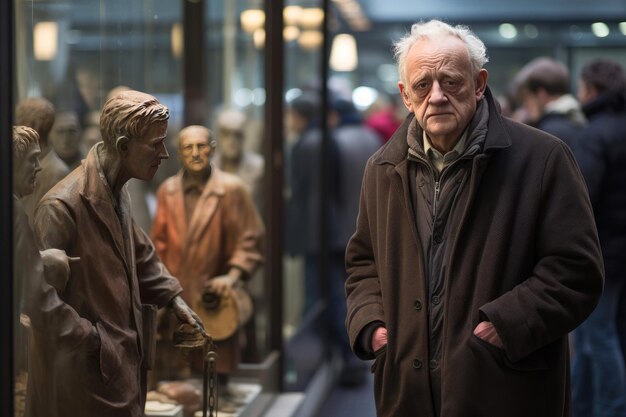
[374,87,511,167]
[79,144,133,274]
[167,164,228,249]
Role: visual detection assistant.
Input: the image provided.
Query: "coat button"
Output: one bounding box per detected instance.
[429,359,438,369]
[412,359,422,369]
[432,295,440,305]
[413,299,422,310]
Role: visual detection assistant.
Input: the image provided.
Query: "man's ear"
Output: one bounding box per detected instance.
[398,82,413,113]
[475,69,489,100]
[115,136,130,155]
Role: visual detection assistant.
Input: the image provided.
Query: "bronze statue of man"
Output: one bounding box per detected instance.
[29,90,204,417]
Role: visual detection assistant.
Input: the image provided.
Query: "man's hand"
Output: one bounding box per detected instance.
[372,326,388,352]
[473,321,503,348]
[40,248,79,292]
[204,268,243,297]
[169,296,205,335]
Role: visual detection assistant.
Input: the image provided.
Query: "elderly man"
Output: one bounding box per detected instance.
[151,125,264,413]
[345,20,603,417]
[30,90,203,417]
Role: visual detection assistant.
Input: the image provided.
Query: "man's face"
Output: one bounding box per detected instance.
[398,35,487,148]
[179,130,213,174]
[122,121,169,181]
[219,126,244,161]
[14,143,42,197]
[50,112,81,160]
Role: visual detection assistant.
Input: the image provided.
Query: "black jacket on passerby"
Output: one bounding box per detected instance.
[534,112,582,150]
[575,90,626,279]
[532,95,586,150]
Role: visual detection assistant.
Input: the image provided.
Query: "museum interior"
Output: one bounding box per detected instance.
[2,0,626,416]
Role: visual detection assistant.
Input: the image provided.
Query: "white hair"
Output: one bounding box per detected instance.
[393,20,489,86]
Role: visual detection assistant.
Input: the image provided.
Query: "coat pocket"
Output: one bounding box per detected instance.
[470,333,548,371]
[96,322,122,384]
[371,344,388,373]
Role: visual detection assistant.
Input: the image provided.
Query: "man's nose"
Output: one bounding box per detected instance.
[429,81,447,104]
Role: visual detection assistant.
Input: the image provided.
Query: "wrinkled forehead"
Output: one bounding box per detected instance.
[179,129,210,146]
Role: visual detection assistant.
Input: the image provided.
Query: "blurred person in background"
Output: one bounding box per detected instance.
[327,97,381,386]
[284,92,341,315]
[571,58,626,417]
[513,57,585,149]
[364,92,406,144]
[49,110,84,170]
[15,97,70,223]
[345,19,602,417]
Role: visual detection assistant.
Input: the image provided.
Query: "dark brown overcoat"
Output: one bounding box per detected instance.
[345,91,604,417]
[28,146,183,417]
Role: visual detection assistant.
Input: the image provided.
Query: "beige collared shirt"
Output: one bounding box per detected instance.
[423,130,468,174]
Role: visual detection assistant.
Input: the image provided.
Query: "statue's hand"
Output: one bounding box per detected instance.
[40,248,79,292]
[169,295,206,337]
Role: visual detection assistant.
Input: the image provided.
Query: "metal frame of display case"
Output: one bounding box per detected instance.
[1,0,15,415]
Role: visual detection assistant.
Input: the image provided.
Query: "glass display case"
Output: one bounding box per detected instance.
[5,1,304,416]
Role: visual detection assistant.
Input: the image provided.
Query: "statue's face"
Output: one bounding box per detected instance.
[50,112,81,160]
[218,126,244,161]
[179,130,213,174]
[14,143,41,197]
[122,121,169,181]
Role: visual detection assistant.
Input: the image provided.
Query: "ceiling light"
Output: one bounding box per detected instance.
[591,22,610,37]
[34,22,58,61]
[171,23,183,58]
[283,6,302,26]
[523,24,538,39]
[283,25,300,42]
[253,28,265,49]
[498,23,517,40]
[299,8,324,29]
[241,9,265,33]
[330,33,358,71]
[298,30,323,50]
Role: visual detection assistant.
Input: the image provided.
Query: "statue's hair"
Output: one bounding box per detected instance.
[99,90,169,149]
[13,125,40,160]
[393,19,488,86]
[14,97,55,144]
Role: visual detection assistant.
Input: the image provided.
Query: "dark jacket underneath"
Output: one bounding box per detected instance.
[345,89,603,417]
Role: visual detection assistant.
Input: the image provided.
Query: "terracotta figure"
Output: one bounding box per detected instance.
[151,125,264,413]
[29,90,204,417]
